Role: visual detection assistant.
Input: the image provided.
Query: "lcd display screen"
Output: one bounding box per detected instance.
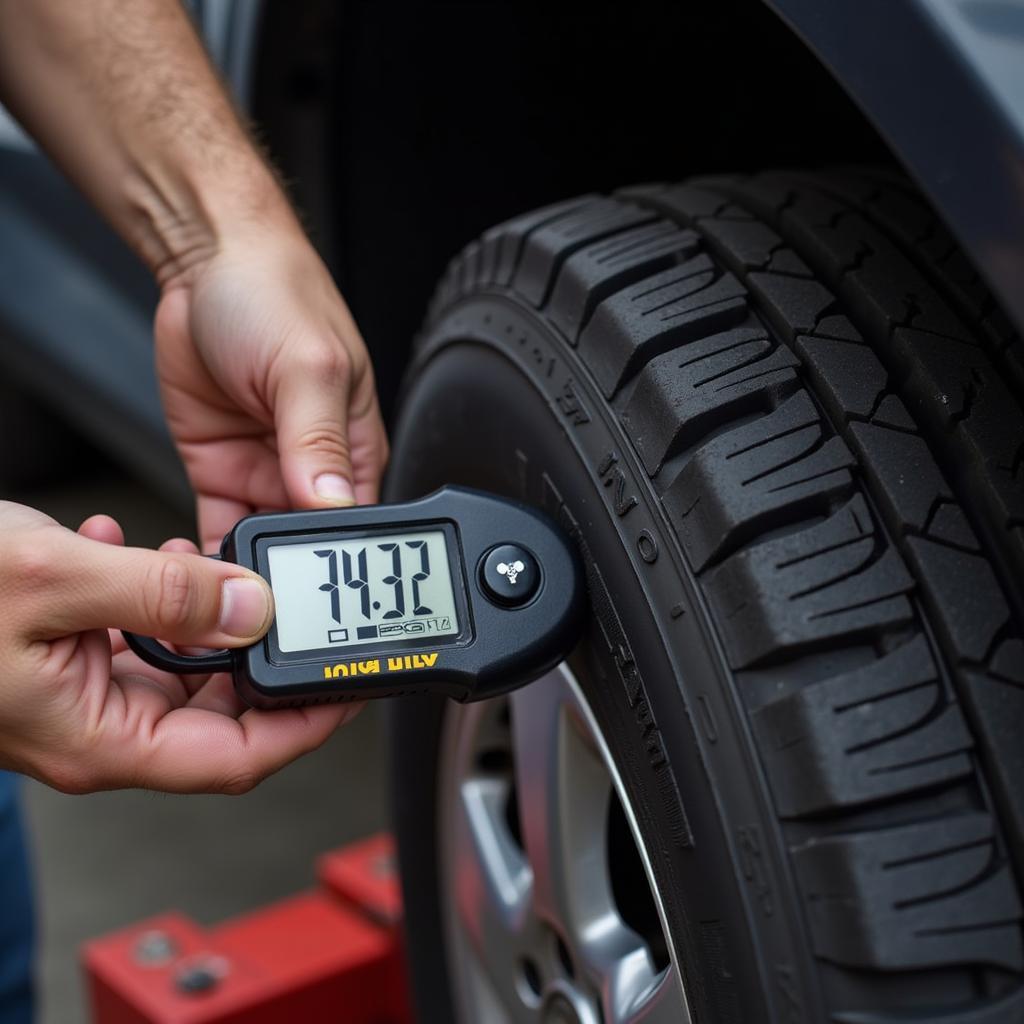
[267,529,460,653]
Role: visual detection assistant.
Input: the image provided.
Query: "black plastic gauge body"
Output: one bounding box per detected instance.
[123,488,585,709]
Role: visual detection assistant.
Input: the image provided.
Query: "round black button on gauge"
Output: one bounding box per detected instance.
[480,543,540,607]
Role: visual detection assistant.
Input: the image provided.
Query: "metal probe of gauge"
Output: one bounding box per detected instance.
[122,487,585,708]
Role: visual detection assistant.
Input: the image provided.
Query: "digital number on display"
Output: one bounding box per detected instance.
[267,530,461,652]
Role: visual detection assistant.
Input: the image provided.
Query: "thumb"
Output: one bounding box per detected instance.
[273,350,356,509]
[33,532,274,647]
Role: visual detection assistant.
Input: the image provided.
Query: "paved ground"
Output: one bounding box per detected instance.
[11,464,389,1024]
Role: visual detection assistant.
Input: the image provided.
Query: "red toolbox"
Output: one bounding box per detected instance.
[82,833,411,1024]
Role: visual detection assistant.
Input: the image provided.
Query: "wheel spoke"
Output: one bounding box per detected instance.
[511,671,670,1020]
[445,667,691,1023]
[453,774,535,1008]
[578,911,660,1023]
[511,677,611,934]
[622,966,688,1024]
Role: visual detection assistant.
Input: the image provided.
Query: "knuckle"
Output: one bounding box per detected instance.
[145,557,198,635]
[295,421,351,461]
[5,540,60,593]
[297,343,351,383]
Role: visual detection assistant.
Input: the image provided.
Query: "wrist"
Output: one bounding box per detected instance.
[129,145,297,291]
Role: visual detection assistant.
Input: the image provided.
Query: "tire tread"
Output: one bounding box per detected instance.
[425,169,1024,1019]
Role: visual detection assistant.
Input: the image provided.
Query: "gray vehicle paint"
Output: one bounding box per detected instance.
[770,0,1024,335]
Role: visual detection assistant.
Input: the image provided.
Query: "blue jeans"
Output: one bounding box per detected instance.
[0,771,32,1024]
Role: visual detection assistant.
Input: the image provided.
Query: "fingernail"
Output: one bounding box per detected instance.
[220,578,273,639]
[314,473,355,506]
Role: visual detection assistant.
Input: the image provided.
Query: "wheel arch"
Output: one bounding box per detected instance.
[247,0,1024,414]
[768,0,1024,334]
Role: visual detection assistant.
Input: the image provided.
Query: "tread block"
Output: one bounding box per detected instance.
[579,255,749,397]
[621,181,729,221]
[747,272,838,341]
[927,502,980,551]
[991,640,1024,685]
[752,636,973,816]
[871,395,917,432]
[833,985,1024,1024]
[546,220,699,342]
[824,172,1024,395]
[849,423,952,534]
[696,180,1024,578]
[430,255,463,321]
[962,670,1024,867]
[809,314,863,342]
[768,247,813,277]
[898,327,1024,555]
[514,199,655,307]
[795,335,886,423]
[620,324,800,475]
[457,239,483,298]
[484,194,600,288]
[905,539,1009,662]
[823,170,935,243]
[799,209,973,344]
[474,232,501,293]
[697,217,810,276]
[720,174,975,342]
[792,814,1024,972]
[896,328,996,427]
[665,390,855,570]
[705,495,914,668]
[719,171,1024,585]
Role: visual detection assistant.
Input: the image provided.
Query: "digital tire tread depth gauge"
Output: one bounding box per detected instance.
[123,488,585,708]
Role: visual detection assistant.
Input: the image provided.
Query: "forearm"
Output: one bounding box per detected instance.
[0,0,293,284]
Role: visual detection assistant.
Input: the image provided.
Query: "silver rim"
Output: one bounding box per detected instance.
[438,663,691,1023]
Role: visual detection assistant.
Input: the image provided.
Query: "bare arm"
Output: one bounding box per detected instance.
[0,1,383,791]
[0,0,283,282]
[0,0,388,536]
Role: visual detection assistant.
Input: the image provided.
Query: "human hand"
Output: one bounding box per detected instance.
[0,503,353,793]
[0,0,386,549]
[155,217,389,552]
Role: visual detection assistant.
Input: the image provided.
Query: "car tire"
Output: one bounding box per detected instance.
[386,170,1024,1023]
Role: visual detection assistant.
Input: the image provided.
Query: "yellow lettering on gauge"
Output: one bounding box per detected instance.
[321,659,381,680]
[387,652,439,671]
[322,652,438,680]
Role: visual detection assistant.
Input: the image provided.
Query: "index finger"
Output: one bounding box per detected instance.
[197,494,252,554]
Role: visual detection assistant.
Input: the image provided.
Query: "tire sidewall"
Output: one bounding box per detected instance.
[387,297,821,1023]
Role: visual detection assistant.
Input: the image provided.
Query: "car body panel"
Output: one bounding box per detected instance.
[769,0,1024,331]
